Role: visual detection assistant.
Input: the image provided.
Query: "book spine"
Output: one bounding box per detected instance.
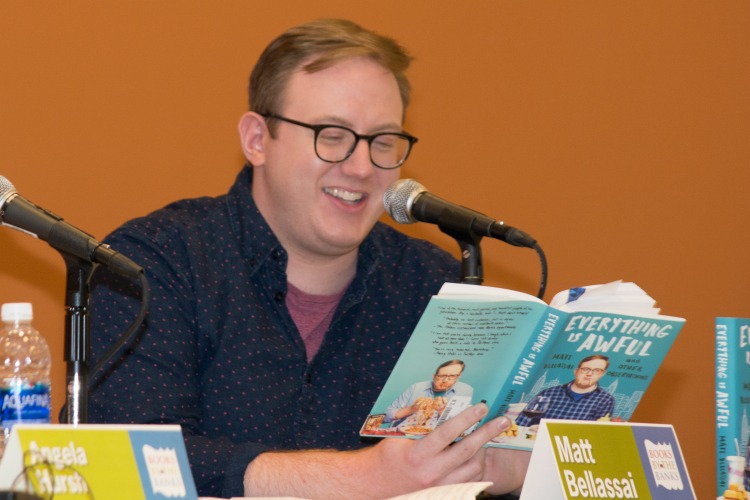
[488,308,565,420]
[715,317,750,496]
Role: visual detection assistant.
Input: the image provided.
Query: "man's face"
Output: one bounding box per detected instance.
[432,363,464,392]
[572,358,608,391]
[251,56,404,262]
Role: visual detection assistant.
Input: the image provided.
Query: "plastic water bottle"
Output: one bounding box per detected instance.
[0,303,52,455]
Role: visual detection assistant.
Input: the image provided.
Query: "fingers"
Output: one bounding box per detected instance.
[376,404,514,490]
[435,445,487,486]
[416,403,511,457]
[465,414,513,446]
[435,414,513,487]
[445,414,512,466]
[419,403,489,452]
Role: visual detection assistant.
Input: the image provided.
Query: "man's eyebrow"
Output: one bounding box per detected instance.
[313,115,403,133]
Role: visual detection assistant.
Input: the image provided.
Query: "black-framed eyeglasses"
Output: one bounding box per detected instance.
[577,367,605,375]
[263,114,418,170]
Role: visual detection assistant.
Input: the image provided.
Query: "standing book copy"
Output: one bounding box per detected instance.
[715,317,750,499]
[360,281,685,451]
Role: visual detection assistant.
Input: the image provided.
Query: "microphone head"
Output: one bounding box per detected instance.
[0,176,17,211]
[0,175,15,195]
[383,178,426,224]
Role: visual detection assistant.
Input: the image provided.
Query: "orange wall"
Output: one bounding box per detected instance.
[1,2,748,498]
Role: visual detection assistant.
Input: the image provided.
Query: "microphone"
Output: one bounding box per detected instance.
[383,178,537,248]
[0,175,143,279]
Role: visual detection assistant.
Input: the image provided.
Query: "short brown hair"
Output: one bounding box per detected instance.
[577,355,609,369]
[249,19,413,119]
[435,359,465,375]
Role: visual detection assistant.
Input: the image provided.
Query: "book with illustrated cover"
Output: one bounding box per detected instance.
[715,317,750,499]
[360,280,685,451]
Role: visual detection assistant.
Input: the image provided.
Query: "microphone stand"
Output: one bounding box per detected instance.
[61,253,94,425]
[456,236,484,285]
[433,211,484,285]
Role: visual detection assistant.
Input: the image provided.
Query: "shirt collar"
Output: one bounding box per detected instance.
[225,164,384,297]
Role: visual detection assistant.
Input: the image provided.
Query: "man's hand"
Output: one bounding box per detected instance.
[482,446,531,495]
[244,403,528,499]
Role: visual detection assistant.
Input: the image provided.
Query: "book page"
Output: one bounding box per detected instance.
[201,480,494,500]
[438,282,544,304]
[550,280,661,316]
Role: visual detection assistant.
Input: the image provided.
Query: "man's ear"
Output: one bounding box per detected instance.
[238,112,268,165]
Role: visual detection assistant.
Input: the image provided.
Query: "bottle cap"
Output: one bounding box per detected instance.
[1,302,33,322]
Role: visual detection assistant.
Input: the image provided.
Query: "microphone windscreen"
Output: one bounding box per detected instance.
[0,175,15,197]
[0,176,17,212]
[383,178,425,224]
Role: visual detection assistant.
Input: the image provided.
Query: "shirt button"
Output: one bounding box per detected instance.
[274,291,284,302]
[272,249,283,260]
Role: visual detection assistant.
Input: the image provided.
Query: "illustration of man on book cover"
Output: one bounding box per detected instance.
[361,359,475,437]
[492,332,670,450]
[513,354,614,427]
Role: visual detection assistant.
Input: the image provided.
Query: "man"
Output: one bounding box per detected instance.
[385,360,474,426]
[514,354,615,426]
[88,18,528,498]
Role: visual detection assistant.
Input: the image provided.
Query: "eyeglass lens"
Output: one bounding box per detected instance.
[578,367,604,374]
[316,127,411,169]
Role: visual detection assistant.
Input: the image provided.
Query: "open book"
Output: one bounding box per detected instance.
[360,281,685,451]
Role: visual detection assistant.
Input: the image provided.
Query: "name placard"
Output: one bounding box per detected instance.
[520,420,695,499]
[0,424,198,499]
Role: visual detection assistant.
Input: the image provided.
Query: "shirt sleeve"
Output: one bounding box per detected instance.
[458,382,474,400]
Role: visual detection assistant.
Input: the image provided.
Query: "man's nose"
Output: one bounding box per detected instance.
[340,139,375,177]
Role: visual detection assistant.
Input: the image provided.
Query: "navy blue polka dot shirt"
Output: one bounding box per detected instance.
[87,165,461,497]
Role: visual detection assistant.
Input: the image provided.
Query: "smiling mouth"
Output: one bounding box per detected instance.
[324,187,365,204]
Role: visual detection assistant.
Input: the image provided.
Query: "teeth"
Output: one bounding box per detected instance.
[324,187,363,203]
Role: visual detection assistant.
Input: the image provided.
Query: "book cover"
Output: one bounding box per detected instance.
[715,317,750,499]
[360,281,685,453]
